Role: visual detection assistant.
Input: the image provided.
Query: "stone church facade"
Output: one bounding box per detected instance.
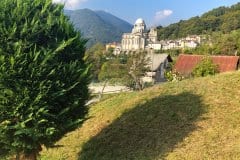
[120,18,172,83]
[121,18,160,51]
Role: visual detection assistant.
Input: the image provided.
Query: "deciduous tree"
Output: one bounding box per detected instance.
[85,43,106,81]
[127,51,150,90]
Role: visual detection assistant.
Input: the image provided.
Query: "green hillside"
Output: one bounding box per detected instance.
[41,71,240,160]
[65,9,132,48]
[157,2,240,40]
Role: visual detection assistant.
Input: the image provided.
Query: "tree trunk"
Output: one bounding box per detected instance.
[19,153,37,160]
[16,146,41,160]
[18,152,37,160]
[135,78,142,90]
[99,80,108,99]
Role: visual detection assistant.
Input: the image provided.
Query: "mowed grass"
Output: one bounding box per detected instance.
[40,71,240,160]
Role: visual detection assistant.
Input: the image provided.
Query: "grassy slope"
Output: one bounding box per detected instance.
[40,71,240,160]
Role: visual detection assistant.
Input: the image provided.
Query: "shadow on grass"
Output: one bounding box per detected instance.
[78,92,205,160]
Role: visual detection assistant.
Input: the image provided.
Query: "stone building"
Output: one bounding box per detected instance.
[120,18,172,83]
[121,18,161,51]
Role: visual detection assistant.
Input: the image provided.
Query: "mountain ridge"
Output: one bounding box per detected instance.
[65,9,133,47]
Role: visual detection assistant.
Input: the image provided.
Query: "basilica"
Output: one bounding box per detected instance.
[121,18,161,51]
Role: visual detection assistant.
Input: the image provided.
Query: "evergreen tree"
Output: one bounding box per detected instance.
[0,0,90,159]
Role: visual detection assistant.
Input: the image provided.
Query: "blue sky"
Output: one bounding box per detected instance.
[53,0,240,27]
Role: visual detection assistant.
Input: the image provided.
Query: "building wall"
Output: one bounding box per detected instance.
[121,18,158,52]
[122,34,147,51]
[148,43,162,50]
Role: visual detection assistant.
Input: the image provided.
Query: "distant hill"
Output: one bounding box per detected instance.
[157,2,240,40]
[65,9,133,47]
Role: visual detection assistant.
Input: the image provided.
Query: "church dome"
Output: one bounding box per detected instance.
[135,18,145,25]
[132,18,146,34]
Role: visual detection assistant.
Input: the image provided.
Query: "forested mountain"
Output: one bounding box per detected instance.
[157,3,240,40]
[95,11,133,32]
[65,9,132,47]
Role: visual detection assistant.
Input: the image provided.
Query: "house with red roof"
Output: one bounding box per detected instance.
[174,54,239,76]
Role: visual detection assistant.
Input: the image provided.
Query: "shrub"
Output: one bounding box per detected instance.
[192,57,219,77]
[165,70,185,82]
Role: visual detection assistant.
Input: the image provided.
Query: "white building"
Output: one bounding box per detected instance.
[120,19,201,52]
[121,18,161,51]
[119,18,175,83]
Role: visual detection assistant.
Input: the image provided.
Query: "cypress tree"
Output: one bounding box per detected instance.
[0,0,90,159]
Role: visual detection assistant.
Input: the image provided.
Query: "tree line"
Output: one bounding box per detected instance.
[157,3,240,40]
[85,43,150,90]
[173,29,240,56]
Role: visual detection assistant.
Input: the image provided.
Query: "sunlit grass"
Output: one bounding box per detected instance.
[40,71,240,160]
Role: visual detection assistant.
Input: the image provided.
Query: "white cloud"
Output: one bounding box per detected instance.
[52,0,88,10]
[154,9,173,25]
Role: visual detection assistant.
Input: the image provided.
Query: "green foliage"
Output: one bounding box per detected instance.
[157,3,240,40]
[192,57,219,77]
[85,43,108,82]
[155,48,182,57]
[127,51,150,90]
[192,30,240,55]
[98,60,129,84]
[98,51,150,90]
[0,0,90,159]
[163,59,183,82]
[165,70,185,82]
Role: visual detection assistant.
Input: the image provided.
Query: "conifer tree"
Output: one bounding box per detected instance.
[0,0,90,159]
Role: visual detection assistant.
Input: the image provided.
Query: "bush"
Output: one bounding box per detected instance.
[165,70,185,82]
[192,57,219,77]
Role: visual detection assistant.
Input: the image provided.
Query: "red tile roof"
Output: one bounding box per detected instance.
[174,54,239,75]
